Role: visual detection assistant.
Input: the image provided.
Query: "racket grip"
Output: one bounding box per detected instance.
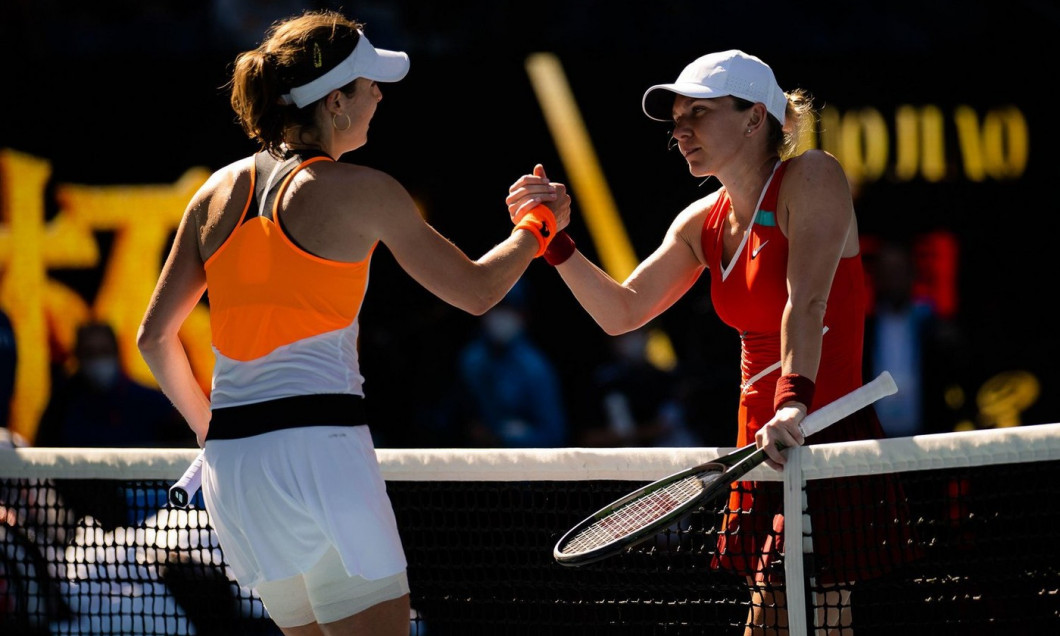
[169,451,204,509]
[798,371,897,438]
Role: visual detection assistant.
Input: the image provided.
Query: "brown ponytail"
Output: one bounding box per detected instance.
[225,10,365,156]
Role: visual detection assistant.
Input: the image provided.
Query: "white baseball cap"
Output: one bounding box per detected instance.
[642,49,786,125]
[280,30,410,108]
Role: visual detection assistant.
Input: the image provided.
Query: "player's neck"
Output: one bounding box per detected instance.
[727,157,778,227]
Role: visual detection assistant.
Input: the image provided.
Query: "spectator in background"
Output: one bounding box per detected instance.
[579,327,701,448]
[33,320,190,531]
[455,285,567,448]
[863,239,967,437]
[35,320,189,449]
[1,307,15,430]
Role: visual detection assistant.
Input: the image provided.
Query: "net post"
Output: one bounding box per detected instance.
[782,445,810,636]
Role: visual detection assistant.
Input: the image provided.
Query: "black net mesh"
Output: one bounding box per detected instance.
[1,439,1059,635]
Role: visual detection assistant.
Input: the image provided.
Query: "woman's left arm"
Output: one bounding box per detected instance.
[759,150,858,466]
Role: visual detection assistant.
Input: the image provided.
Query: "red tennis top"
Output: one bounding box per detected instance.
[701,159,870,447]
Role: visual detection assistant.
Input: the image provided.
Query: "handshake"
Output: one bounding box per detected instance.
[507,164,576,265]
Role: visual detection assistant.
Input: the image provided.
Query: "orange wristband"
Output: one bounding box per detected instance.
[512,205,557,258]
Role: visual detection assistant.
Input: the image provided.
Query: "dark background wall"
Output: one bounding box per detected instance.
[2,1,1056,445]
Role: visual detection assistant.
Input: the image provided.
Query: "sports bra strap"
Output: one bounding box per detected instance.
[249,149,333,223]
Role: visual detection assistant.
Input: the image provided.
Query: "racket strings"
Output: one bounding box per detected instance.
[559,474,708,555]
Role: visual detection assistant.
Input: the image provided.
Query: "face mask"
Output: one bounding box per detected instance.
[82,357,120,390]
[615,333,647,362]
[483,310,523,346]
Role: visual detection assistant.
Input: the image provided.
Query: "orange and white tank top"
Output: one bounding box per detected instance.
[204,151,375,409]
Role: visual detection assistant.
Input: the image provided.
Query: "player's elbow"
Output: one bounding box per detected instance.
[455,289,502,316]
[136,321,169,357]
[597,314,642,337]
[789,295,829,325]
[464,299,492,316]
[461,285,505,316]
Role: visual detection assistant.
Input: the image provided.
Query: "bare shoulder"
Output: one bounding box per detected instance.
[303,161,420,246]
[207,156,254,191]
[190,157,254,211]
[318,161,411,202]
[778,150,857,247]
[668,188,722,263]
[673,188,722,233]
[778,150,852,212]
[784,149,848,186]
[191,157,255,258]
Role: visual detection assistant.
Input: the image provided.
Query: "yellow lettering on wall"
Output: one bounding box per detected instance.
[817,107,842,168]
[956,105,1029,182]
[920,106,946,182]
[894,106,920,181]
[0,150,52,442]
[982,106,1029,180]
[954,106,987,182]
[55,172,212,389]
[0,148,213,442]
[838,107,889,185]
[893,104,946,182]
[824,104,1025,184]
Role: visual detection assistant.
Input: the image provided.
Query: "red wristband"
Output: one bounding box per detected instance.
[543,231,576,266]
[774,373,815,412]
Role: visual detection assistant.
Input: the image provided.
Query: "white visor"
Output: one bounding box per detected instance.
[279,31,409,108]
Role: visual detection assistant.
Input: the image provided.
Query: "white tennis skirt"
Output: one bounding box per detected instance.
[201,425,407,589]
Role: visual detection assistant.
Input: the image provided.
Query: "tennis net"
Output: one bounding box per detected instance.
[1,423,1058,635]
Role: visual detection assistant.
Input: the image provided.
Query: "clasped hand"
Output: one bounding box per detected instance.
[506,164,571,231]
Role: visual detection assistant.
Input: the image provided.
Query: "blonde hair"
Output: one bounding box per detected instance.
[779,88,817,159]
[227,10,366,155]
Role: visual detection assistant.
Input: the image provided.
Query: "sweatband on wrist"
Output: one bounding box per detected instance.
[512,205,557,258]
[774,373,815,412]
[543,231,576,266]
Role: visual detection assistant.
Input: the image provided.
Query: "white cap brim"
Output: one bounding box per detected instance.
[280,32,409,108]
[642,82,730,121]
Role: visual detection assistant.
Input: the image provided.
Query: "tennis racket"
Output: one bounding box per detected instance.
[169,450,204,508]
[553,371,897,567]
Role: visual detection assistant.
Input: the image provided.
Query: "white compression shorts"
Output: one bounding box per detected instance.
[255,545,410,627]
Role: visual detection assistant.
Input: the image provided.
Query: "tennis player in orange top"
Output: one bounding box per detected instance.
[137,9,569,636]
[509,50,916,634]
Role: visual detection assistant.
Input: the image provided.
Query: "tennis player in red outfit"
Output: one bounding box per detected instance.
[508,50,916,635]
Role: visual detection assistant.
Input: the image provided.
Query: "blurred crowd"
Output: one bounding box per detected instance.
[0,232,975,454]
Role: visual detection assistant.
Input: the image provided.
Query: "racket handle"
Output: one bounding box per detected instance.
[169,451,204,509]
[798,371,897,438]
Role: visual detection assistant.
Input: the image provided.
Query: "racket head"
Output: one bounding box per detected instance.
[553,371,899,567]
[553,460,731,566]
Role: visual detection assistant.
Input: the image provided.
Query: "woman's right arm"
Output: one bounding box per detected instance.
[550,212,705,335]
[507,170,707,335]
[137,188,214,445]
[364,169,571,315]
